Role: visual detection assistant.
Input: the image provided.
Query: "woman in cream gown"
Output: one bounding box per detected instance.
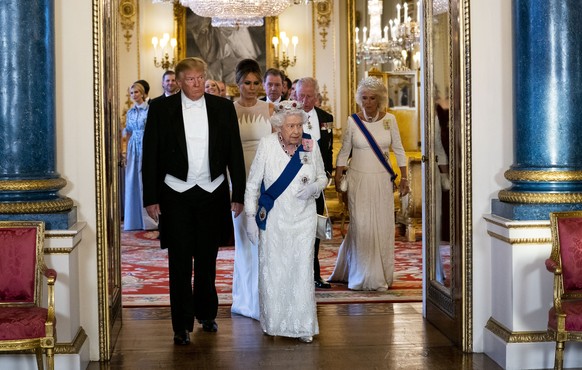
[331,77,409,291]
[244,101,327,343]
[230,59,273,320]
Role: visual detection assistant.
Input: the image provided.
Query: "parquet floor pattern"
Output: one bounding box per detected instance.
[88,303,503,370]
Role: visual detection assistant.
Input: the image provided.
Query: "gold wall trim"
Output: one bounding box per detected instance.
[461,0,474,351]
[45,247,78,255]
[55,328,88,354]
[0,197,74,213]
[505,169,582,182]
[346,0,357,114]
[0,178,67,191]
[174,4,186,60]
[484,216,549,229]
[119,0,136,52]
[486,318,553,343]
[487,230,551,245]
[498,190,582,204]
[315,0,332,49]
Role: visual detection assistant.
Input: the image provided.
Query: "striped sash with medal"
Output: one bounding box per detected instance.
[351,113,397,182]
[256,133,311,230]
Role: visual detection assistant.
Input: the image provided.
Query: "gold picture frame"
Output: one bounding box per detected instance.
[173,4,278,85]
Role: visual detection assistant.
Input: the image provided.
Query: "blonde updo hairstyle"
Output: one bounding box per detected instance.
[270,100,308,129]
[355,76,388,111]
[130,82,146,96]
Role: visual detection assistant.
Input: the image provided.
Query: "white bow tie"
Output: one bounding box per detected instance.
[184,98,204,109]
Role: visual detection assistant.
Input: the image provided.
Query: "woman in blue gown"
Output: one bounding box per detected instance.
[123,82,157,231]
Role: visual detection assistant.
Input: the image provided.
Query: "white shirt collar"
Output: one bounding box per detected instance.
[181,92,205,109]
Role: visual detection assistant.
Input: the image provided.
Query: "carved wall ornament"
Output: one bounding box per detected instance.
[320,84,331,113]
[486,318,554,343]
[119,0,137,52]
[315,0,331,48]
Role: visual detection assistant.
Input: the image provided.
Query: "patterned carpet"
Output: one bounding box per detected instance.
[121,226,422,307]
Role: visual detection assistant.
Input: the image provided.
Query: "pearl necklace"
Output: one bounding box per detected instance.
[278,133,298,157]
[363,110,379,123]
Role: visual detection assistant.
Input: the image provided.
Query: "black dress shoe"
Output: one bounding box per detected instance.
[173,330,190,345]
[315,278,331,289]
[199,319,218,332]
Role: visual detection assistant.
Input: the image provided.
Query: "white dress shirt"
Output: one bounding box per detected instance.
[164,93,225,193]
[266,96,282,104]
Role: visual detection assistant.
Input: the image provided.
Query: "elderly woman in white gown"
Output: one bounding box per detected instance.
[331,76,409,291]
[244,100,327,343]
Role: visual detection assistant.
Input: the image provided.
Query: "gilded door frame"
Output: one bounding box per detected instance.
[93,0,123,360]
[345,0,473,351]
[423,0,473,351]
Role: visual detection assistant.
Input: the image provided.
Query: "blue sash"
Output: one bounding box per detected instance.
[256,133,311,230]
[351,113,397,182]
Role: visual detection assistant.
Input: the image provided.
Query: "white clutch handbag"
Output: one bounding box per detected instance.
[338,174,348,192]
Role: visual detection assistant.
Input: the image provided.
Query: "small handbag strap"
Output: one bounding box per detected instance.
[321,191,329,217]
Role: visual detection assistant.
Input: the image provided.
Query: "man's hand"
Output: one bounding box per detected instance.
[231,202,244,218]
[146,204,161,223]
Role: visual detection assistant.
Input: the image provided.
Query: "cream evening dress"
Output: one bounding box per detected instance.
[245,133,327,338]
[329,113,407,290]
[230,100,272,320]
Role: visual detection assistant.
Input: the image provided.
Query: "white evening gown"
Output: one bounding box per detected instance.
[231,100,272,320]
[245,133,327,338]
[329,114,407,290]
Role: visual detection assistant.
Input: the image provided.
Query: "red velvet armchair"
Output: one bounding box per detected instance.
[0,221,57,370]
[546,211,582,370]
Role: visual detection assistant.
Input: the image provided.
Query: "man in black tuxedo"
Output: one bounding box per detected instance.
[151,70,180,103]
[142,57,245,345]
[296,77,333,289]
[260,68,285,104]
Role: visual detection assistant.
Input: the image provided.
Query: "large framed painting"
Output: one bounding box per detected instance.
[174,4,277,85]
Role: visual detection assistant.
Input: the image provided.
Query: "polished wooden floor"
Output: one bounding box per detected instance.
[88,302,502,370]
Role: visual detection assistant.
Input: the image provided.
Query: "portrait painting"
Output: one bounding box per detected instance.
[175,5,276,85]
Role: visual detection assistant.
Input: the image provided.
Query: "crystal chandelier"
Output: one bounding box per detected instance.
[179,0,295,27]
[355,1,421,69]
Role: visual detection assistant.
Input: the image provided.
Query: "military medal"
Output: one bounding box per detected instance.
[258,206,267,221]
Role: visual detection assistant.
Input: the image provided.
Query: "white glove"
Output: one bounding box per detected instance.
[296,183,319,200]
[246,215,259,245]
[440,172,451,191]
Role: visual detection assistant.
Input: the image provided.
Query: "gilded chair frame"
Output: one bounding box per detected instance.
[547,211,582,369]
[0,221,57,370]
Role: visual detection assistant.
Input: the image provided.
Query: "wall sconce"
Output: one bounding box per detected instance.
[152,33,177,70]
[272,31,298,74]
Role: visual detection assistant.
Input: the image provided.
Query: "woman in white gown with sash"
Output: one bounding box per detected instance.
[244,101,327,343]
[331,77,409,291]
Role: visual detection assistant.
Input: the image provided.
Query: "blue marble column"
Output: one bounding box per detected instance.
[492,0,582,220]
[0,0,75,229]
